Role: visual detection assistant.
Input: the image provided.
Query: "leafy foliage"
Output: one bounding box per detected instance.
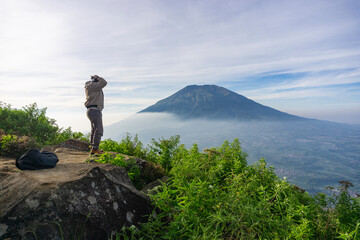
[97,136,167,190]
[100,135,181,173]
[149,135,180,173]
[99,134,147,159]
[0,102,87,148]
[0,134,38,157]
[107,137,360,240]
[93,152,142,189]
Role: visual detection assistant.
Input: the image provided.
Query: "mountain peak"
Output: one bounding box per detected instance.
[139,85,303,121]
[180,84,230,92]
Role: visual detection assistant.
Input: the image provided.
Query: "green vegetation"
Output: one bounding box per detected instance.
[0,102,87,156]
[100,134,181,173]
[97,136,360,239]
[97,135,167,190]
[99,134,148,160]
[148,135,180,173]
[93,152,142,189]
[0,133,38,157]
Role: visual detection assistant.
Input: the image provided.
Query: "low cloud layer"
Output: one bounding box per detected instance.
[104,112,360,193]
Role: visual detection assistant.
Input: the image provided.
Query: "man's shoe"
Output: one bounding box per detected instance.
[90,149,105,155]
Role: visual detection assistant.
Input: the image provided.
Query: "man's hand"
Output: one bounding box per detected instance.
[91,75,99,79]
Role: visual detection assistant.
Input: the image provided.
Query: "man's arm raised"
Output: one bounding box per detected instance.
[89,76,107,91]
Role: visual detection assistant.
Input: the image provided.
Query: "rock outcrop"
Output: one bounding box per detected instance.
[41,139,91,152]
[0,147,153,240]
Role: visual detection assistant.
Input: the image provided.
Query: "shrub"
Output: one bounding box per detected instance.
[93,152,142,189]
[0,133,38,157]
[92,151,166,190]
[149,135,180,173]
[113,138,360,240]
[0,102,87,147]
[100,134,147,159]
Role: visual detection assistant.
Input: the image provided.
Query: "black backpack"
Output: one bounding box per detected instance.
[16,149,59,170]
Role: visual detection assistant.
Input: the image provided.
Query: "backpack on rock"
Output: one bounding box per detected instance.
[16,149,58,170]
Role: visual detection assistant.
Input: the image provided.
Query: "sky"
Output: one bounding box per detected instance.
[0,0,359,131]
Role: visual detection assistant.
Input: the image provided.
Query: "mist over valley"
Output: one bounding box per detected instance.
[105,85,360,194]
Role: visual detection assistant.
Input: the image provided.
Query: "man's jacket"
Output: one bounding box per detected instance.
[84,77,107,110]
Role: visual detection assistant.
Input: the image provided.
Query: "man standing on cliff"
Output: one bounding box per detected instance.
[85,75,107,155]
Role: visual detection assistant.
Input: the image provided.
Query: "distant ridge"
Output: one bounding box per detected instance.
[139,85,305,121]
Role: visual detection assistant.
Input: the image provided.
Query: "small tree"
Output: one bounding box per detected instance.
[150,135,180,173]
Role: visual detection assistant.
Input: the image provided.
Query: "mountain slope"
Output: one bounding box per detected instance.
[139,85,304,120]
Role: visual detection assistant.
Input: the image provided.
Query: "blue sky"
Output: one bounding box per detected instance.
[0,0,359,131]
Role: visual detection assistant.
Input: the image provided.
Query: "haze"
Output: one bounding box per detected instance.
[105,112,360,194]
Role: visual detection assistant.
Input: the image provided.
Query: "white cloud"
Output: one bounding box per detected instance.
[0,1,72,71]
[1,0,360,130]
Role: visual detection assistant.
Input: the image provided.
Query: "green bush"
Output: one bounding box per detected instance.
[100,134,147,159]
[100,135,182,175]
[0,133,38,157]
[111,138,360,240]
[315,181,360,239]
[149,135,181,173]
[0,102,87,147]
[93,152,142,189]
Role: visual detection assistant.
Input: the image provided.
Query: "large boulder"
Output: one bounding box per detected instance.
[0,148,153,240]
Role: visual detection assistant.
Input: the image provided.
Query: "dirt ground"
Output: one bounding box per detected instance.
[0,147,91,181]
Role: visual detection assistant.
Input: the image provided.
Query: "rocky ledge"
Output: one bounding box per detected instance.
[0,147,154,240]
